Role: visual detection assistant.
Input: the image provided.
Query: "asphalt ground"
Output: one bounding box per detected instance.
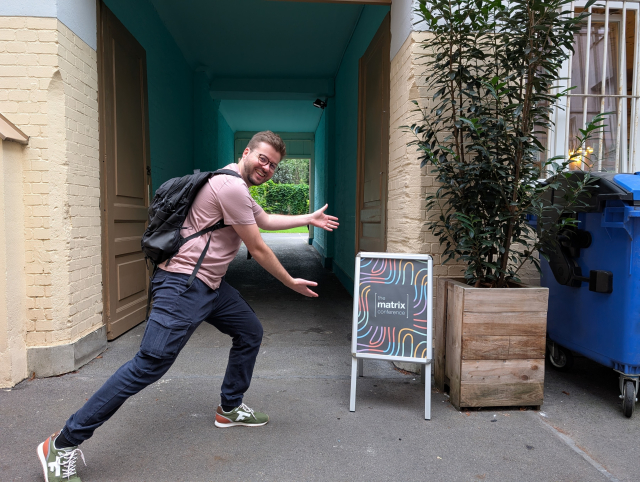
[1,233,639,481]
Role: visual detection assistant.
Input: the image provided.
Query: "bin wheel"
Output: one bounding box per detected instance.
[622,380,635,418]
[547,345,574,371]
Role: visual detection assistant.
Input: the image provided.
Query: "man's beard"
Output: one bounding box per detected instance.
[243,162,267,186]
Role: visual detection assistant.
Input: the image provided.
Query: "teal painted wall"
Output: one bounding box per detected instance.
[193,71,218,172]
[313,109,327,253]
[217,112,235,167]
[330,5,389,293]
[192,75,235,171]
[104,0,194,191]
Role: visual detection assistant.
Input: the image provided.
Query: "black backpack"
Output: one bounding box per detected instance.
[141,168,242,289]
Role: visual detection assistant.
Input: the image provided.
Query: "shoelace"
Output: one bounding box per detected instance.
[238,403,256,420]
[59,447,86,479]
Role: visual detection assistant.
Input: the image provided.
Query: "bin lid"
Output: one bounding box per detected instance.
[541,172,635,213]
[613,173,640,201]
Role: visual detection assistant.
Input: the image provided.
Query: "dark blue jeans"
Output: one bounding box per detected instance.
[62,269,263,445]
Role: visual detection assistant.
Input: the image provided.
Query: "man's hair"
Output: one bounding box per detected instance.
[246,131,286,160]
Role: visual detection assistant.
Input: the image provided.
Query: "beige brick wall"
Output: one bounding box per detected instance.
[57,22,102,340]
[388,32,465,281]
[0,139,28,387]
[388,32,541,287]
[0,17,102,348]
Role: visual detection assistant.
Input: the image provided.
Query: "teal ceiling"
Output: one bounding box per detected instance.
[148,0,364,78]
[219,100,324,133]
[148,0,387,133]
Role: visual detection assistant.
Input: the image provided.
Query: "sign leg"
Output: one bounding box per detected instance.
[358,358,364,377]
[425,362,431,420]
[350,357,358,412]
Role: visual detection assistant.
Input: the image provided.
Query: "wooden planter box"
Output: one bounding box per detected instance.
[434,278,548,410]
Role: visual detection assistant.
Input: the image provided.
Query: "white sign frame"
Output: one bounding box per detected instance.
[349,252,433,420]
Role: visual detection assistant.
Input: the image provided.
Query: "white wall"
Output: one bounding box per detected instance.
[0,0,96,49]
[390,0,427,61]
[57,0,96,49]
[0,0,56,17]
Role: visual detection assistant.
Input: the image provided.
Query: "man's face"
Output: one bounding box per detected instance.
[240,142,281,186]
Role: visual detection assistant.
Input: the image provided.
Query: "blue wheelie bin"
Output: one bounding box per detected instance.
[540,172,640,418]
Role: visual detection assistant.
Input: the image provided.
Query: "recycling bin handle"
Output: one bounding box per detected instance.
[602,206,640,239]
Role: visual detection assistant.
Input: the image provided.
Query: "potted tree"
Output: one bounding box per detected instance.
[409,0,601,409]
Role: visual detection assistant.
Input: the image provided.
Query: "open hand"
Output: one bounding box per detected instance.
[309,204,339,232]
[288,278,319,297]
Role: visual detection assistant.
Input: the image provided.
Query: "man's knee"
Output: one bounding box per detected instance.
[236,317,263,349]
[252,321,264,346]
[131,351,173,383]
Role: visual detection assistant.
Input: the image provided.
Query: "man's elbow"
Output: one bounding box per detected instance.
[244,240,269,259]
[255,214,272,230]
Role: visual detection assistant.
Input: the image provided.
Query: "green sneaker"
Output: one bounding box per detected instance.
[37,432,85,482]
[215,403,269,428]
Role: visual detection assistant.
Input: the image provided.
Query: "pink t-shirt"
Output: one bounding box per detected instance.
[159,164,264,289]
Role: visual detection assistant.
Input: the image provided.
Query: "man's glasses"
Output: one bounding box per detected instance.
[256,153,278,172]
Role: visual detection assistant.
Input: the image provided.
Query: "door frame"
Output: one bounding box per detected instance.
[97,1,152,338]
[96,0,106,330]
[355,13,390,254]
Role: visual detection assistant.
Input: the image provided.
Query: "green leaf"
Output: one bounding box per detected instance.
[408,0,594,285]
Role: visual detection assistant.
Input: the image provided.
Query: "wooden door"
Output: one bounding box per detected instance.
[99,3,151,340]
[356,13,390,254]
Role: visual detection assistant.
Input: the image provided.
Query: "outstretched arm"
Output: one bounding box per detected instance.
[255,204,339,232]
[232,223,319,297]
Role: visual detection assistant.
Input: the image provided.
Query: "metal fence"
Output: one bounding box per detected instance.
[548,0,640,173]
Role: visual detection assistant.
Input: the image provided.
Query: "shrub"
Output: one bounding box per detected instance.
[409,0,602,287]
[250,180,309,215]
[272,159,310,185]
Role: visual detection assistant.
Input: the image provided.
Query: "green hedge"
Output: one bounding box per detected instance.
[271,158,309,184]
[250,180,309,215]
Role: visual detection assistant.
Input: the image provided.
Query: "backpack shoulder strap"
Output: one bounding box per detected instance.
[182,218,227,243]
[212,168,242,179]
[182,168,243,241]
[179,168,247,288]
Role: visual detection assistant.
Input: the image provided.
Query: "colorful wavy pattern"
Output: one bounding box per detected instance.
[357,258,429,359]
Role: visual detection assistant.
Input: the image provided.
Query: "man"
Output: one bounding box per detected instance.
[37,131,339,482]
